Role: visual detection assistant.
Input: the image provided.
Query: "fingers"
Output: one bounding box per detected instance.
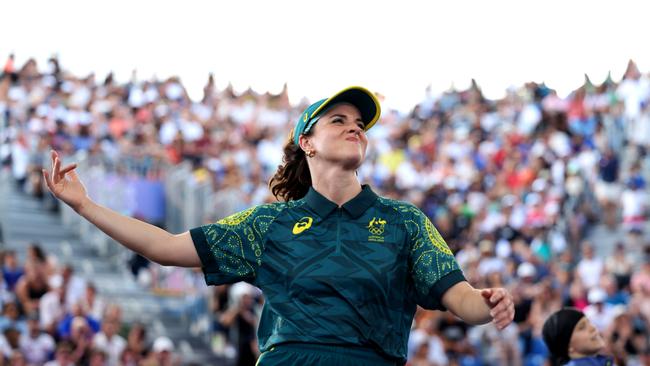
[53,155,61,181]
[489,290,505,304]
[59,163,77,177]
[50,149,58,174]
[49,150,77,182]
[42,169,54,192]
[492,304,513,327]
[68,168,80,182]
[488,289,514,330]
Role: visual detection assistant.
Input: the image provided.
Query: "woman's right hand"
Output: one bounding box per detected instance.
[42,150,88,212]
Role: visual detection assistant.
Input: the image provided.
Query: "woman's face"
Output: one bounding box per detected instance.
[301,103,367,170]
[568,317,605,357]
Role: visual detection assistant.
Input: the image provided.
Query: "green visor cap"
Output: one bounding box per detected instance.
[293,86,381,146]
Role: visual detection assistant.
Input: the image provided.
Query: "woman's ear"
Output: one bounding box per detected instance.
[298,135,312,153]
[567,343,575,356]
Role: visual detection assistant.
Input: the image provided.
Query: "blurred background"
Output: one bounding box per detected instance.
[1,1,650,365]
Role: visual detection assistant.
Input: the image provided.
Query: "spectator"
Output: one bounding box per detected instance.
[39,275,67,335]
[57,302,100,340]
[606,311,648,365]
[8,350,28,366]
[59,264,86,310]
[122,322,147,365]
[594,147,620,229]
[621,168,647,234]
[19,311,56,366]
[80,282,106,322]
[575,244,603,290]
[583,288,616,332]
[0,276,13,313]
[142,336,178,366]
[219,283,260,366]
[92,314,126,366]
[604,242,634,290]
[88,348,109,366]
[2,250,24,292]
[407,341,434,366]
[468,320,521,366]
[630,257,650,296]
[476,240,506,278]
[600,275,629,306]
[0,301,27,335]
[408,317,448,366]
[542,308,612,366]
[44,340,75,366]
[14,261,49,314]
[67,316,94,365]
[0,327,21,361]
[25,243,56,277]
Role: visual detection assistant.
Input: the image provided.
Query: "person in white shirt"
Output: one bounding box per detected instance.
[81,283,106,321]
[150,336,177,366]
[576,244,603,290]
[44,341,75,366]
[408,317,448,365]
[92,309,126,366]
[583,288,616,333]
[61,264,86,309]
[39,275,66,335]
[19,312,56,365]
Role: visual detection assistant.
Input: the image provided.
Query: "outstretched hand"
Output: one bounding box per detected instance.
[481,288,515,330]
[42,150,88,212]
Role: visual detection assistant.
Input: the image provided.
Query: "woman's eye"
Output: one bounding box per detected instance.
[332,119,343,123]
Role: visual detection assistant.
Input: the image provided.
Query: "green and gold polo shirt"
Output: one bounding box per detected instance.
[190,185,465,362]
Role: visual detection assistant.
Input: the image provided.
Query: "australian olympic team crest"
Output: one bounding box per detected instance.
[367,217,386,242]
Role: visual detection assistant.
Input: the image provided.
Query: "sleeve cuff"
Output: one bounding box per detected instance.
[189,226,219,273]
[189,226,256,286]
[428,270,466,311]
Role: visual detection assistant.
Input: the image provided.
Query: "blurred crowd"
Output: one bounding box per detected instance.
[0,244,178,366]
[1,53,650,366]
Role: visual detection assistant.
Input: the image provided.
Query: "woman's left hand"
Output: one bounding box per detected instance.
[481,288,515,330]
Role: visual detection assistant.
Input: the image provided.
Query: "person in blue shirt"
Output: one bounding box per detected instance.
[543,308,615,366]
[2,250,24,292]
[43,86,515,365]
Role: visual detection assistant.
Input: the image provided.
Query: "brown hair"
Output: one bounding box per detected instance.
[269,131,312,202]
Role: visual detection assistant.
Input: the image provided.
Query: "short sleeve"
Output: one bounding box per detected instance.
[405,206,465,310]
[190,204,280,286]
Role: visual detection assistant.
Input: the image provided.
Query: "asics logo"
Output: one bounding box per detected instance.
[292,217,313,235]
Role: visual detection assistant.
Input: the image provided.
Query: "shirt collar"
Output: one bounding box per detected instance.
[304,184,378,219]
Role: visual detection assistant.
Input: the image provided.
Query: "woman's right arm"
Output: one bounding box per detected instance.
[43,150,201,268]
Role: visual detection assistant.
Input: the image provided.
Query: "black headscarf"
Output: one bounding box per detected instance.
[542,308,585,366]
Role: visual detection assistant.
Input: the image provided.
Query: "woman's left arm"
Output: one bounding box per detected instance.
[441,281,515,330]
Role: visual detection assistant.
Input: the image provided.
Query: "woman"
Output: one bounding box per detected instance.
[543,308,614,366]
[14,261,49,314]
[43,86,514,366]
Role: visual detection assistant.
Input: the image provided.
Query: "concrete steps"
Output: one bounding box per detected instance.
[0,169,226,364]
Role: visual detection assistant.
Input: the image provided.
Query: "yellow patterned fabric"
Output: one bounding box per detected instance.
[193,202,290,284]
[379,198,462,310]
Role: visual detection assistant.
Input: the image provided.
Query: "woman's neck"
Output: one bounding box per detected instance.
[310,168,361,207]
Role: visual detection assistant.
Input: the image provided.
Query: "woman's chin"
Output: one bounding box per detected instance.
[340,155,364,171]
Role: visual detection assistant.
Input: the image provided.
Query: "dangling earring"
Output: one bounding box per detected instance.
[307,150,315,158]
